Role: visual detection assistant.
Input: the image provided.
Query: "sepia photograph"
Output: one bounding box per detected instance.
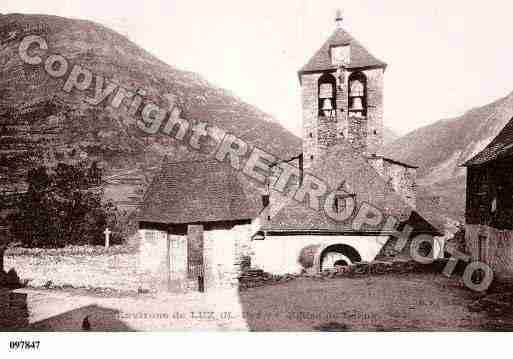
[0,0,513,356]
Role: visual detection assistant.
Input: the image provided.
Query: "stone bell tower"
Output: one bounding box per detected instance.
[298,10,387,169]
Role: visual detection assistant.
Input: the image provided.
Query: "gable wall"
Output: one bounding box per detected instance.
[383,161,416,209]
[363,68,384,155]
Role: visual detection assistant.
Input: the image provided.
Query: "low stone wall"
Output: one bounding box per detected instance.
[239,259,454,291]
[3,249,140,292]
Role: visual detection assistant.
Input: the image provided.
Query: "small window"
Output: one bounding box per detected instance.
[331,45,350,65]
[334,193,356,215]
[334,196,345,213]
[309,132,313,138]
[334,195,351,213]
[310,155,314,160]
[145,230,158,242]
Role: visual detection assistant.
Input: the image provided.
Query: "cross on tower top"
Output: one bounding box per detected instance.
[335,9,343,28]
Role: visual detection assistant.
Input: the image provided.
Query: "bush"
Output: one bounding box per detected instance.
[298,245,320,269]
[9,162,125,248]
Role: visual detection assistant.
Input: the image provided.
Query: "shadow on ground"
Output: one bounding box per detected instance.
[27,304,135,331]
[0,288,29,330]
[0,245,134,331]
[0,250,30,330]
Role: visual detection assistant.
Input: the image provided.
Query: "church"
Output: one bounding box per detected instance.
[137,12,442,292]
[298,11,416,208]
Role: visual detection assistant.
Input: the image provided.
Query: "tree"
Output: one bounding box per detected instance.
[10,162,123,247]
[87,161,102,186]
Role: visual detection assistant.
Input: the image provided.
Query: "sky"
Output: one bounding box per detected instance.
[3,0,513,136]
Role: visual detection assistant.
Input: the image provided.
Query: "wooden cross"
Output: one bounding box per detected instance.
[104,228,111,248]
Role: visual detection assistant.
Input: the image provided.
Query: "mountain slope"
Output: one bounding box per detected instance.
[0,13,302,206]
[384,91,513,222]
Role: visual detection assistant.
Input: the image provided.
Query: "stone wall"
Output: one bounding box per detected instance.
[204,222,253,290]
[465,224,513,280]
[4,250,139,292]
[347,114,368,152]
[383,160,416,209]
[138,229,172,292]
[363,68,384,155]
[138,222,255,293]
[301,73,322,169]
[367,156,417,209]
[300,68,384,169]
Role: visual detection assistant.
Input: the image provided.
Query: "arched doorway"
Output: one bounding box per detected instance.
[319,244,362,271]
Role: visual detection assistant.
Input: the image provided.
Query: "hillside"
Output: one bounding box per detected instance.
[384,91,513,223]
[0,13,302,208]
[0,13,406,212]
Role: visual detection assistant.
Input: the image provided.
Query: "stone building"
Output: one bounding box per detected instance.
[137,159,260,292]
[299,12,417,208]
[463,117,513,280]
[249,13,439,275]
[255,139,441,275]
[137,12,442,291]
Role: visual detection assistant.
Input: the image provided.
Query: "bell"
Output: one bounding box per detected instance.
[319,83,333,98]
[322,99,333,118]
[351,97,363,111]
[322,98,333,111]
[350,80,364,96]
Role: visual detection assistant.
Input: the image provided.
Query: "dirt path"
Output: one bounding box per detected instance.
[4,288,248,331]
[239,273,513,331]
[4,272,513,331]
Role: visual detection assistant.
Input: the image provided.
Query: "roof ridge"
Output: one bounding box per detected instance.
[164,156,221,165]
[299,27,386,74]
[462,96,513,166]
[265,138,441,234]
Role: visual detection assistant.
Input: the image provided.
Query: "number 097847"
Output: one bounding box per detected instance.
[9,341,40,350]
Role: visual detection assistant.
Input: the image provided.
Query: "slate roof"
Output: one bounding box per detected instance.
[299,27,387,74]
[138,158,260,224]
[262,138,442,236]
[138,141,441,235]
[463,117,513,166]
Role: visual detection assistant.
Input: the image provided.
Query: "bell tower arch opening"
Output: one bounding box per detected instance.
[348,71,367,117]
[318,72,337,118]
[347,71,368,152]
